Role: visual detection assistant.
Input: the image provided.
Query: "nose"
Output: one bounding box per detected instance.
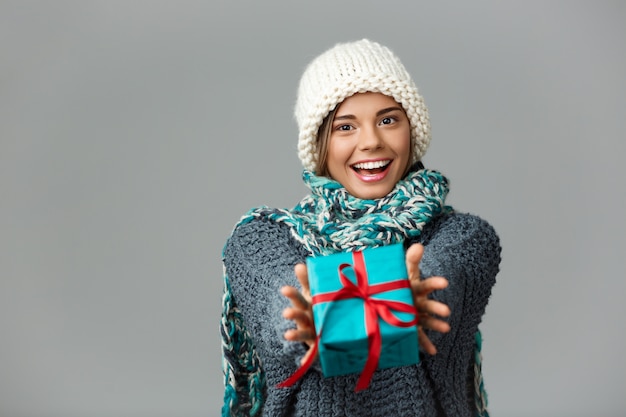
[357,126,384,151]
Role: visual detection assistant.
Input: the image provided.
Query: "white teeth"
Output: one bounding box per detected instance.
[352,160,391,170]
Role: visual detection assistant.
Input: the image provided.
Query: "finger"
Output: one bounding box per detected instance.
[418,327,438,355]
[284,328,316,344]
[282,306,314,330]
[294,263,311,300]
[410,276,449,294]
[414,299,451,318]
[300,342,319,365]
[418,315,451,333]
[281,285,310,311]
[405,244,424,281]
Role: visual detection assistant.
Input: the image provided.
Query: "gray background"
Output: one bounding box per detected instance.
[1,1,625,416]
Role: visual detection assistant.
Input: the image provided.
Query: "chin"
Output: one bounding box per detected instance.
[348,185,395,200]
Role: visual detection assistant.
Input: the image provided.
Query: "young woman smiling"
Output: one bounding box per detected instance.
[220,39,501,417]
[322,92,412,200]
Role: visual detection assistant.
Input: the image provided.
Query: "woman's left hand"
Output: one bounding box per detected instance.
[406,243,451,355]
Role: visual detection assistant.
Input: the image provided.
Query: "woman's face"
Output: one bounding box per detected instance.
[326,92,411,200]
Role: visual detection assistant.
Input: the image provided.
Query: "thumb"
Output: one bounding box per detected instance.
[405,243,424,281]
[294,263,311,299]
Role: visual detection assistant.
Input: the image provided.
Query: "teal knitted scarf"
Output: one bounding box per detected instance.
[239,168,451,256]
[221,168,489,416]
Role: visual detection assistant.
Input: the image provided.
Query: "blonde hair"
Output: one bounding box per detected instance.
[315,107,337,177]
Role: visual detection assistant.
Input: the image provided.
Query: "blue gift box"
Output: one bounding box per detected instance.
[307,243,419,385]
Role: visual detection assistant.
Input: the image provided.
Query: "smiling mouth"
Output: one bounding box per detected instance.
[351,160,392,176]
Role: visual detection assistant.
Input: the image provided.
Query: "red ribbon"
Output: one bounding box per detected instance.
[278,250,418,392]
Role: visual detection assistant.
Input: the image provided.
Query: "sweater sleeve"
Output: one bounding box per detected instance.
[222,217,313,390]
[409,212,501,414]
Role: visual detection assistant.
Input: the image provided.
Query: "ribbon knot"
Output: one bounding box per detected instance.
[278,249,418,392]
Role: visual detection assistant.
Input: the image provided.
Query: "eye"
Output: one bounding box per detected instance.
[335,124,353,131]
[380,116,396,125]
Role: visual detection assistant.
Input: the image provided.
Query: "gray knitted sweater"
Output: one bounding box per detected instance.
[222,212,500,416]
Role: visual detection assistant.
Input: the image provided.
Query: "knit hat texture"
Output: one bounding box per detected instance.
[295,39,431,173]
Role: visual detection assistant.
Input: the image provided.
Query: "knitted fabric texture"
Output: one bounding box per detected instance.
[295,39,430,173]
[221,268,265,416]
[221,168,491,416]
[241,168,450,256]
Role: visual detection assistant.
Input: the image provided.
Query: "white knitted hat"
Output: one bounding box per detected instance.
[295,39,431,173]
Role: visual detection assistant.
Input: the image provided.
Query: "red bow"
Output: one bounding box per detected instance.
[278,250,418,392]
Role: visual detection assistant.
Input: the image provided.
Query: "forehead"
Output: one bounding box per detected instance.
[334,92,402,116]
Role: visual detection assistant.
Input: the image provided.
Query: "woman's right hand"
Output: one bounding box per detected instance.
[281,263,318,365]
[406,243,451,355]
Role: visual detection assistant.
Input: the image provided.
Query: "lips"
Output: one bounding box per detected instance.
[349,159,393,183]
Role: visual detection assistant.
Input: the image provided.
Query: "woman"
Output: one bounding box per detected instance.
[220,39,501,417]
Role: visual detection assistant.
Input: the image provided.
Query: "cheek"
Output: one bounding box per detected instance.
[404,138,412,162]
[395,133,412,173]
[393,131,411,157]
[327,139,349,164]
[325,139,354,179]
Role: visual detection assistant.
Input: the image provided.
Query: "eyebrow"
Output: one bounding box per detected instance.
[334,106,404,121]
[376,106,404,116]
